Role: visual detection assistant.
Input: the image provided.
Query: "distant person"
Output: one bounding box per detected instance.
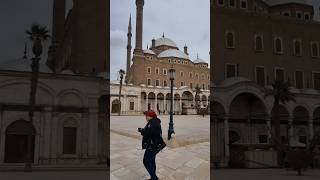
[138,110,166,180]
[163,110,165,114]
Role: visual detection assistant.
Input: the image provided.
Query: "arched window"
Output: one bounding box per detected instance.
[226,31,235,48]
[255,35,263,51]
[311,42,319,57]
[294,40,302,56]
[274,37,283,54]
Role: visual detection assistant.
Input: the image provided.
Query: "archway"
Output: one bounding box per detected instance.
[156,93,164,113]
[141,92,147,112]
[111,99,121,114]
[229,93,268,144]
[5,120,35,163]
[271,105,290,144]
[293,106,309,144]
[148,92,156,110]
[182,91,194,108]
[174,94,181,114]
[314,107,320,136]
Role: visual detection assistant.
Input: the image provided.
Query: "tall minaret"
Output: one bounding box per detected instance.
[134,0,144,55]
[125,15,132,83]
[47,0,66,71]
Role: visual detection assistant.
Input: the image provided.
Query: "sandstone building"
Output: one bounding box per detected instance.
[212,0,320,168]
[110,0,210,115]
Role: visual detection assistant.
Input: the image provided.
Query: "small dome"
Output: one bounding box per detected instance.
[154,37,178,48]
[193,58,208,64]
[264,0,308,6]
[0,58,53,73]
[158,49,189,59]
[143,49,155,55]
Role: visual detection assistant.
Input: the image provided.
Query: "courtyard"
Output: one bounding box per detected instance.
[110,115,210,180]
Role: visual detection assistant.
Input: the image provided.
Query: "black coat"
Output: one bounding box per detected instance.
[140,118,163,150]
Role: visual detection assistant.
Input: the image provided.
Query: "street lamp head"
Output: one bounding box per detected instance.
[169,68,176,80]
[119,69,126,79]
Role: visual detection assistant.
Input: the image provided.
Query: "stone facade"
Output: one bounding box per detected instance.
[211,0,320,167]
[0,70,108,166]
[113,0,210,115]
[110,82,210,115]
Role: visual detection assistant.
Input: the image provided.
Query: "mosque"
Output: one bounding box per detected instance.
[110,0,210,115]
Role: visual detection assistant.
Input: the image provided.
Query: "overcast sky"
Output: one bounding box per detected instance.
[0,0,319,77]
[110,0,210,80]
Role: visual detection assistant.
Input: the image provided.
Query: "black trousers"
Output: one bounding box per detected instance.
[143,149,158,180]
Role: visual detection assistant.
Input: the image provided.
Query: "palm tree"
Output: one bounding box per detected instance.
[194,85,202,113]
[265,80,296,166]
[24,23,50,172]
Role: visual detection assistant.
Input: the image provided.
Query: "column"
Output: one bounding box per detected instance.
[309,115,314,141]
[266,115,272,142]
[41,106,53,164]
[179,98,182,114]
[224,115,230,164]
[146,94,149,111]
[155,94,158,111]
[289,114,294,146]
[164,95,166,114]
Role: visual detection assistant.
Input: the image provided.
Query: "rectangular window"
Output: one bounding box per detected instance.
[180,71,184,77]
[295,71,304,89]
[226,64,236,78]
[130,102,134,110]
[147,67,151,74]
[240,0,247,9]
[156,79,160,86]
[147,78,151,86]
[313,72,320,90]
[181,82,184,86]
[164,80,167,87]
[63,127,77,154]
[217,0,224,5]
[311,42,319,57]
[155,68,159,74]
[229,0,235,7]
[275,68,285,81]
[190,83,193,88]
[299,136,307,144]
[258,135,268,144]
[256,67,265,86]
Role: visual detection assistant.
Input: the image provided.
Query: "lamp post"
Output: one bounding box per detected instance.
[118,69,125,116]
[168,68,176,140]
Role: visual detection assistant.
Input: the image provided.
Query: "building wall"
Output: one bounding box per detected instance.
[212,4,320,87]
[0,71,107,165]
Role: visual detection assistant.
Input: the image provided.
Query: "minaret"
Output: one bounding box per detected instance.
[47,0,66,71]
[125,15,132,83]
[134,0,144,55]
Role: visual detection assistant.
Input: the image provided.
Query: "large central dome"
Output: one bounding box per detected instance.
[158,49,189,59]
[264,0,308,6]
[154,37,178,48]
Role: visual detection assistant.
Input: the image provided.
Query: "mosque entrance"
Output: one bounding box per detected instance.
[4,120,35,163]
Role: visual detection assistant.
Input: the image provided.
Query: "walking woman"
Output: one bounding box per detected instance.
[138,110,166,180]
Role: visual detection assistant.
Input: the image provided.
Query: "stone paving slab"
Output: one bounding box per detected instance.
[110,115,210,180]
[110,133,209,180]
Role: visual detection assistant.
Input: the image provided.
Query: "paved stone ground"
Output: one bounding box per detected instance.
[211,169,320,180]
[110,115,210,180]
[0,171,108,180]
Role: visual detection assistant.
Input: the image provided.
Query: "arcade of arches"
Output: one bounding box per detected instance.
[212,90,320,167]
[110,85,210,115]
